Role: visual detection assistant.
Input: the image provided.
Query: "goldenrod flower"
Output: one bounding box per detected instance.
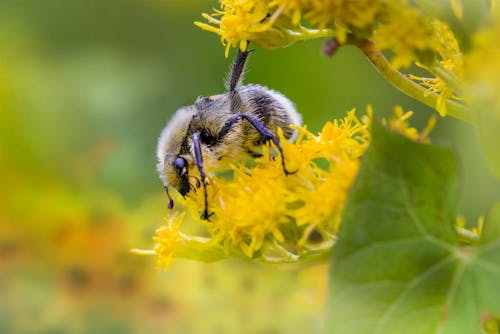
[195,0,334,57]
[195,0,295,57]
[409,21,464,116]
[373,3,439,69]
[179,109,369,263]
[380,106,436,143]
[149,212,227,269]
[142,108,433,270]
[305,0,381,43]
[196,1,448,71]
[269,0,306,26]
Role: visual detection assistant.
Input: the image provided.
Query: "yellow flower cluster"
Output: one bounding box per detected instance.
[305,0,380,43]
[195,0,447,68]
[373,2,439,69]
[195,0,485,123]
[379,106,436,143]
[148,108,433,270]
[194,0,338,57]
[409,21,464,116]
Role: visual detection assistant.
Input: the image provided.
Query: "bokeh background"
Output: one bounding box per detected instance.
[1,0,499,333]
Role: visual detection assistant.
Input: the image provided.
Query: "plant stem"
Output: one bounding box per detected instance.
[355,39,475,124]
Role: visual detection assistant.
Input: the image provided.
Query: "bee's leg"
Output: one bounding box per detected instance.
[240,114,296,175]
[191,132,212,220]
[217,113,296,175]
[227,48,251,91]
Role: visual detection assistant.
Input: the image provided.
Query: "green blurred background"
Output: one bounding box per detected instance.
[1,0,499,333]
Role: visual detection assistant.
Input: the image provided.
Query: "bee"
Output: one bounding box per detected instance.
[157,50,302,219]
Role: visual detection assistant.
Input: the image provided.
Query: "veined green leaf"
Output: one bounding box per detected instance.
[326,122,500,333]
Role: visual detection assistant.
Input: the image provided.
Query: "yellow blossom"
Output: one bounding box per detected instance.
[195,0,335,56]
[305,0,381,43]
[374,3,439,69]
[269,0,307,26]
[195,0,296,57]
[381,106,436,143]
[409,21,464,117]
[195,1,266,56]
[153,213,186,269]
[179,109,369,262]
[151,212,227,269]
[143,107,434,270]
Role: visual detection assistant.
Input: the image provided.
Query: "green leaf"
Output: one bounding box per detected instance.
[326,123,500,333]
[441,201,500,333]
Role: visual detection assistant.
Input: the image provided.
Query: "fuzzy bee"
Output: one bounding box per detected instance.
[157,50,302,219]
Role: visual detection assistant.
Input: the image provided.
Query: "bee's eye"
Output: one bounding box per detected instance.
[173,157,187,176]
[200,128,217,146]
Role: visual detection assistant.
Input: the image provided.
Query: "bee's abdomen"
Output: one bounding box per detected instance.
[243,84,301,141]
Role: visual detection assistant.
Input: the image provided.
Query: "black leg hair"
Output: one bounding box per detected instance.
[217,113,296,175]
[228,49,251,92]
[191,132,211,220]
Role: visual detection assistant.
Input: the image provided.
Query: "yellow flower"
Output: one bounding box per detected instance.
[409,21,464,117]
[150,212,227,269]
[374,3,439,69]
[180,109,369,262]
[195,0,335,56]
[269,0,307,26]
[195,0,294,57]
[141,107,434,270]
[152,213,186,270]
[381,106,436,143]
[305,0,381,43]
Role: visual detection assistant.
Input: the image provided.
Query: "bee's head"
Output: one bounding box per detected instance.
[161,155,191,197]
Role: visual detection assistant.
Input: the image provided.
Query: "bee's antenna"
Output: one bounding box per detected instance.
[227,45,252,92]
[191,132,211,220]
[164,186,174,209]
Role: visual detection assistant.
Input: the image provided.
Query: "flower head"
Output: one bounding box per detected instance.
[141,108,434,270]
[151,212,227,269]
[305,0,381,43]
[195,0,336,57]
[195,0,296,57]
[180,109,370,262]
[196,0,445,67]
[373,3,439,69]
[380,106,436,143]
[409,21,464,116]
